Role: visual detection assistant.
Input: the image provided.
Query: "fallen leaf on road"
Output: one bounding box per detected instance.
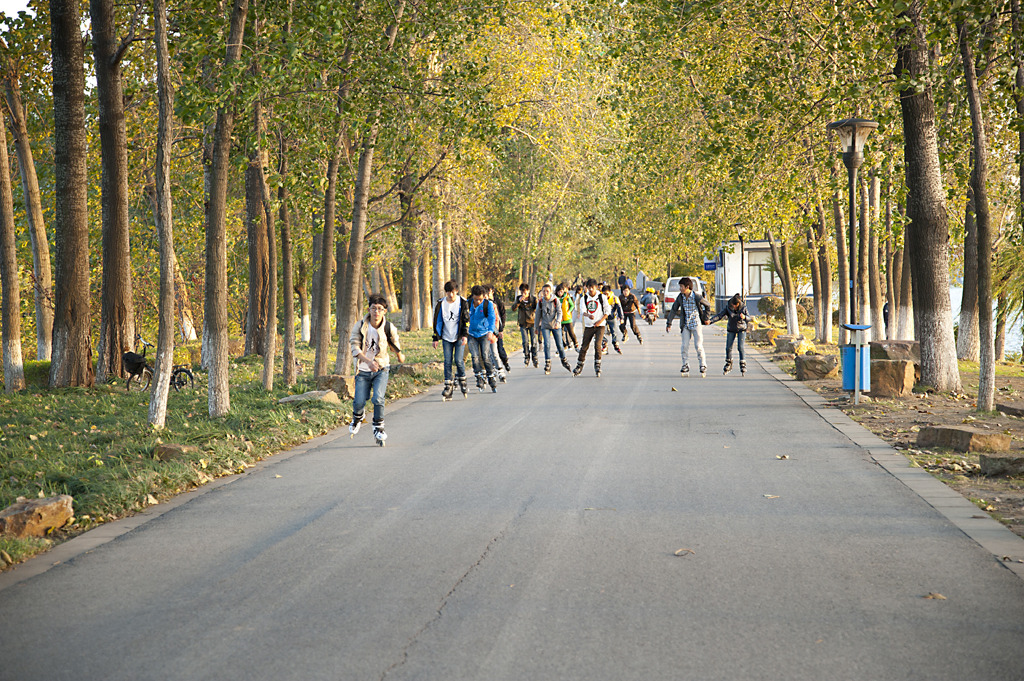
[674,548,695,557]
[923,592,946,600]
[274,475,282,478]
[776,455,789,460]
[764,494,780,499]
[671,387,678,392]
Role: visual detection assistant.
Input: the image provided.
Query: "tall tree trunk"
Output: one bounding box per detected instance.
[958,20,995,410]
[384,265,399,312]
[0,109,24,390]
[172,252,198,342]
[2,78,52,360]
[419,245,430,329]
[313,146,340,377]
[279,141,296,386]
[256,107,277,390]
[897,208,915,340]
[433,216,444,304]
[884,176,896,340]
[832,189,849,345]
[49,0,93,388]
[91,0,136,384]
[895,0,961,392]
[148,0,175,427]
[814,197,833,345]
[400,174,421,332]
[244,141,270,358]
[858,177,872,339]
[309,231,322,346]
[335,234,348,343]
[868,175,884,344]
[767,230,797,335]
[958,179,980,360]
[204,0,249,416]
[995,291,1008,361]
[806,224,823,342]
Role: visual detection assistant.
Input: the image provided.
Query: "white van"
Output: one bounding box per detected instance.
[662,276,706,315]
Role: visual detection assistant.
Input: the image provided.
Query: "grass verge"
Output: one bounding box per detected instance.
[0,321,522,570]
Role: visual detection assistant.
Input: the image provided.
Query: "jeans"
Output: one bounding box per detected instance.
[520,326,536,359]
[680,325,706,369]
[603,318,620,345]
[441,338,466,381]
[726,331,745,361]
[466,335,495,381]
[577,325,605,363]
[540,326,567,362]
[562,322,578,348]
[353,367,389,427]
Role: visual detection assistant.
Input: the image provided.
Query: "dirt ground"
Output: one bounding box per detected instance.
[764,346,1024,539]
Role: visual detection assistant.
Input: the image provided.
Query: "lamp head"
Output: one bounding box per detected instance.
[827,118,878,155]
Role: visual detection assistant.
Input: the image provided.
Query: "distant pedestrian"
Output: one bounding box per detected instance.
[665,276,711,378]
[572,278,611,378]
[432,280,469,400]
[511,283,538,368]
[484,285,510,381]
[348,294,405,446]
[535,282,573,374]
[467,285,499,393]
[601,283,623,355]
[557,283,579,350]
[619,285,643,344]
[709,293,752,376]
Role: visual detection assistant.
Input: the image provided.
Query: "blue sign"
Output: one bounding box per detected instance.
[703,261,716,271]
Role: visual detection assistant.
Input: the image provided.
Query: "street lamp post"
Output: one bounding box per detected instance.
[827,117,877,405]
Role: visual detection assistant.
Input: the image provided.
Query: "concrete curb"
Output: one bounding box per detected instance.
[749,344,1024,581]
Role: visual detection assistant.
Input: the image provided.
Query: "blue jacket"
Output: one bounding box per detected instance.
[467,299,496,338]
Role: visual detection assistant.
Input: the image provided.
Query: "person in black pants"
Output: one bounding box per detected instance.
[619,285,643,344]
[485,285,511,377]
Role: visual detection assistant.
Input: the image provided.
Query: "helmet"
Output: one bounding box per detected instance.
[646,287,654,293]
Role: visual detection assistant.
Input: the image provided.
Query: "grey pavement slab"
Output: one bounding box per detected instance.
[1,326,1023,681]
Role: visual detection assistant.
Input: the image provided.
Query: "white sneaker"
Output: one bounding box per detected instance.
[349,419,362,437]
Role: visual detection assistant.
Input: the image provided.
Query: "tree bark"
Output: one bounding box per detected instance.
[49,0,94,388]
[204,0,249,416]
[957,174,980,360]
[2,78,51,360]
[814,197,833,345]
[384,265,399,312]
[279,140,296,386]
[832,188,849,345]
[0,108,24,390]
[805,223,823,342]
[868,175,884,344]
[419,244,430,329]
[895,0,961,392]
[256,106,277,391]
[858,178,871,339]
[767,230,797,335]
[148,0,175,428]
[309,231,322,346]
[91,0,136,384]
[313,145,340,377]
[897,205,915,340]
[244,142,270,358]
[885,176,896,340]
[958,19,995,410]
[400,174,421,332]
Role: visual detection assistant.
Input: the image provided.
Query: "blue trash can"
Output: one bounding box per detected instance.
[841,344,870,391]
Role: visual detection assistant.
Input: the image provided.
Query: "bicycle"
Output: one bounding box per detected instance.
[121,336,195,393]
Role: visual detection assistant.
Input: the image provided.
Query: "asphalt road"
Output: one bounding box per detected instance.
[2,325,1024,681]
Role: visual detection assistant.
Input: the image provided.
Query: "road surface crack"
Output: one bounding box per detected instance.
[379,496,534,680]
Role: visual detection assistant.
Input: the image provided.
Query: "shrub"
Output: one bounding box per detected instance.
[758,295,784,320]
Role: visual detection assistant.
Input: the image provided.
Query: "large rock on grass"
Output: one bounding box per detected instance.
[869,340,920,362]
[774,335,814,356]
[0,495,74,538]
[748,328,770,343]
[870,359,915,398]
[317,375,355,400]
[979,453,1024,477]
[795,354,838,380]
[279,390,341,406]
[916,426,1010,453]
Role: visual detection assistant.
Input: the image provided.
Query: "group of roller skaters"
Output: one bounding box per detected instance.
[345,274,752,446]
